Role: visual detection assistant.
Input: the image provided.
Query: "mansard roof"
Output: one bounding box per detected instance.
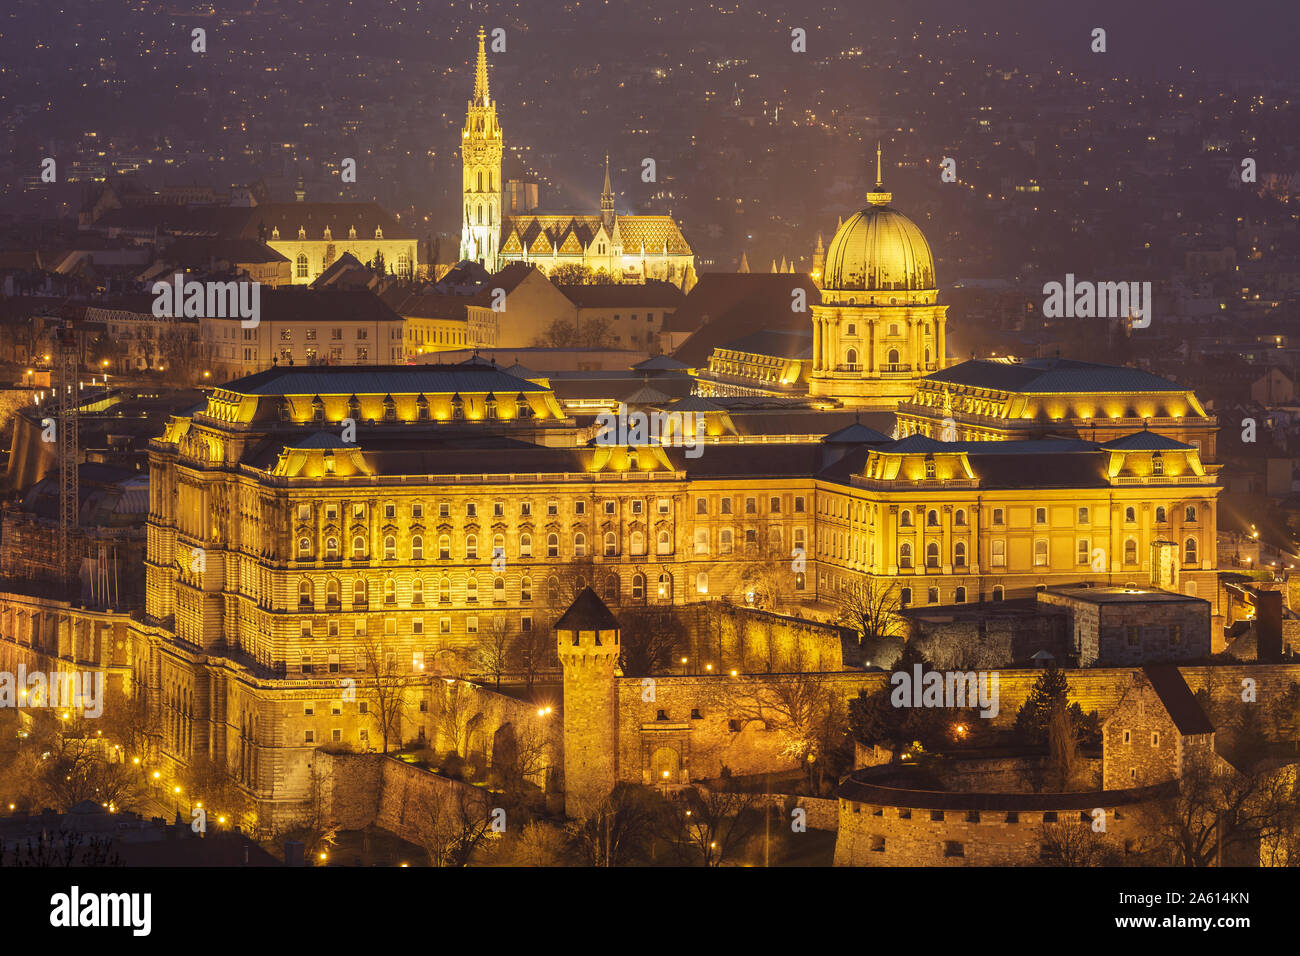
[219,363,549,397]
[1099,431,1196,451]
[923,357,1188,394]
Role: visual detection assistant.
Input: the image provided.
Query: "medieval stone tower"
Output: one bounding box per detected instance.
[556,587,621,817]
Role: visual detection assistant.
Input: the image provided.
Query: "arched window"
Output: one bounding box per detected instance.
[477,203,484,225]
[1124,538,1138,564]
[1125,507,1136,524]
[465,534,478,560]
[632,573,645,601]
[631,531,645,555]
[574,532,587,557]
[1184,537,1197,564]
[696,571,709,595]
[383,535,396,560]
[846,348,858,367]
[466,577,478,603]
[298,537,312,558]
[954,541,967,567]
[352,536,366,560]
[411,535,423,560]
[604,531,617,556]
[1184,580,1198,597]
[384,580,396,605]
[520,533,532,557]
[887,348,900,366]
[900,587,912,605]
[477,170,483,192]
[899,510,913,528]
[927,509,939,527]
[493,577,506,601]
[325,537,339,560]
[657,530,671,555]
[353,578,366,606]
[992,586,1004,601]
[899,543,913,568]
[657,572,672,600]
[547,576,561,606]
[547,533,559,558]
[926,541,940,568]
[520,576,532,602]
[1034,539,1048,567]
[326,579,339,606]
[954,509,967,526]
[438,535,451,560]
[439,577,451,603]
[955,586,967,603]
[719,528,733,554]
[411,579,424,604]
[604,574,620,603]
[1155,506,1167,523]
[492,534,505,557]
[1184,505,1196,522]
[296,253,309,278]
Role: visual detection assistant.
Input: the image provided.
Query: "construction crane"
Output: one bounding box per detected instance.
[54,322,79,589]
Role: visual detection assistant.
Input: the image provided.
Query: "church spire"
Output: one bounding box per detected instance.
[473,26,490,105]
[737,250,750,273]
[866,140,892,206]
[600,154,615,230]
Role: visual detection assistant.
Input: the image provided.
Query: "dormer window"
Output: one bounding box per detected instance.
[298,226,306,239]
[1151,453,1164,476]
[271,226,280,240]
[374,226,383,239]
[323,225,332,241]
[348,225,357,239]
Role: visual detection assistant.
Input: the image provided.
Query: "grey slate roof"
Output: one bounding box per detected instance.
[924,358,1188,393]
[220,364,549,396]
[1099,432,1196,451]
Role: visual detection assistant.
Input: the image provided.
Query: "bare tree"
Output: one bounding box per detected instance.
[619,605,686,677]
[475,616,512,689]
[502,821,569,866]
[568,784,661,866]
[1136,749,1294,867]
[360,634,414,754]
[1038,820,1120,866]
[661,785,763,866]
[430,679,483,760]
[412,784,492,867]
[734,671,838,785]
[833,576,904,645]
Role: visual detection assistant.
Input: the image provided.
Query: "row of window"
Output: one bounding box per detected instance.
[893,537,1199,569]
[296,497,675,524]
[824,500,1202,527]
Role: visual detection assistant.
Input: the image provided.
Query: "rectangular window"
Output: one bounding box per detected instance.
[992,508,1004,526]
[721,498,732,515]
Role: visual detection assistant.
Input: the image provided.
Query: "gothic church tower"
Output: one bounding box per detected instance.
[460,27,503,267]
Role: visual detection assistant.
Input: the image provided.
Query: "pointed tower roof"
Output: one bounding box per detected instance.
[473,26,491,105]
[602,154,612,198]
[866,140,893,206]
[737,251,750,273]
[770,259,778,273]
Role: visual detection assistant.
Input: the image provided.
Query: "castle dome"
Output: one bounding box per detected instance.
[822,204,936,293]
[822,144,936,294]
